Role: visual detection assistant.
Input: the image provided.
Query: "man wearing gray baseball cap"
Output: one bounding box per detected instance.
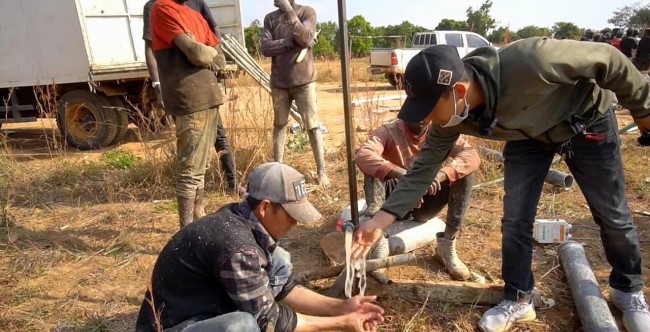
[137,162,384,332]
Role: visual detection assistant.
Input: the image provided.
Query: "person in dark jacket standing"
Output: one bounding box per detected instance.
[144,0,244,200]
[621,28,638,59]
[262,0,330,188]
[136,163,384,332]
[351,38,650,332]
[635,28,650,71]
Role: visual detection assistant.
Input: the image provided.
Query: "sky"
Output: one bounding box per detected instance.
[239,0,629,31]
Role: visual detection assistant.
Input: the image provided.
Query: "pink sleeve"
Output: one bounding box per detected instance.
[440,135,481,183]
[355,126,396,180]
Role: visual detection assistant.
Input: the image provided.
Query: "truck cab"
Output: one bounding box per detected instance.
[368,30,490,88]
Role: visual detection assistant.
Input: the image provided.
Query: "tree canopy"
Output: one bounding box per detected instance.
[466,0,497,37]
[242,0,630,58]
[552,22,583,39]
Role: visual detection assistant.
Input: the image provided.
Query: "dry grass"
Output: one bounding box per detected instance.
[1,59,649,331]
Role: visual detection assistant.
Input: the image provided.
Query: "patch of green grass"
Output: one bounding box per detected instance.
[118,159,175,189]
[11,285,43,305]
[101,149,141,170]
[59,313,111,332]
[153,200,177,213]
[44,160,103,187]
[287,132,309,152]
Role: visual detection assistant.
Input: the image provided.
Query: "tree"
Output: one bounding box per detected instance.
[516,25,552,39]
[466,0,497,37]
[381,21,429,47]
[552,22,583,40]
[436,19,469,31]
[608,2,644,28]
[315,21,339,57]
[488,26,519,44]
[313,34,336,59]
[244,19,263,57]
[347,15,374,57]
[630,8,650,29]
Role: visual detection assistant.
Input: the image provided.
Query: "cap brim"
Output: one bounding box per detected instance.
[282,200,322,224]
[397,97,438,122]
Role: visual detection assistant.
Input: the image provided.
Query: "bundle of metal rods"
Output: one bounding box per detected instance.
[221,34,303,126]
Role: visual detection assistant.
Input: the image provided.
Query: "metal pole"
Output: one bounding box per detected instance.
[337,0,359,227]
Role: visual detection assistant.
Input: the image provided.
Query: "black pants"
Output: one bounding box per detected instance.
[364,173,473,229]
[213,110,237,188]
[501,109,643,301]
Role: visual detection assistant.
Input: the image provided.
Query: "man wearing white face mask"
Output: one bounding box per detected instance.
[351,40,650,332]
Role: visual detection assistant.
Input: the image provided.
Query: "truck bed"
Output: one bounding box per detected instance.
[0,0,244,89]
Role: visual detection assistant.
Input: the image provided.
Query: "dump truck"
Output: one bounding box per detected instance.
[0,0,244,150]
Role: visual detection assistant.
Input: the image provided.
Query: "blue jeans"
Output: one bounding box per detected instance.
[180,312,259,332]
[167,247,293,332]
[501,109,643,300]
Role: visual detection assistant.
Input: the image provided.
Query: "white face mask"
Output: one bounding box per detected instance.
[441,88,470,128]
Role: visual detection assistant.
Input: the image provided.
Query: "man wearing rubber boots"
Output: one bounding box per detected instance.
[262,0,330,187]
[136,163,384,332]
[355,119,480,281]
[351,38,650,332]
[144,0,245,199]
[150,0,224,227]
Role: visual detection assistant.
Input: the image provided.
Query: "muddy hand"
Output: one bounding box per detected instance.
[340,295,384,316]
[351,211,396,259]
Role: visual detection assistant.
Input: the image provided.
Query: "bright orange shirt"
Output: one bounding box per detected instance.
[150,0,219,51]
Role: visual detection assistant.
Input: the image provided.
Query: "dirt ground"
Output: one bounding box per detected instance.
[1,70,649,331]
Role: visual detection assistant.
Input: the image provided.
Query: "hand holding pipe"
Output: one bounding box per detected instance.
[296,29,321,63]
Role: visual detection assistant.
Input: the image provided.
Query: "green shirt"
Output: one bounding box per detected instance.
[382,37,650,218]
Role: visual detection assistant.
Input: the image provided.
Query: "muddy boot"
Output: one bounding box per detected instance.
[435,232,471,281]
[228,184,248,198]
[193,188,207,220]
[363,175,386,216]
[177,196,194,229]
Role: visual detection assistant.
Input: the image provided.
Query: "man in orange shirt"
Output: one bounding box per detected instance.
[151,0,224,227]
[355,119,480,280]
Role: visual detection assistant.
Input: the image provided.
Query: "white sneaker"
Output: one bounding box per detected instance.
[478,299,536,332]
[610,288,650,332]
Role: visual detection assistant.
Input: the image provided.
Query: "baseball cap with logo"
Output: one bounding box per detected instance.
[398,45,465,122]
[247,162,322,224]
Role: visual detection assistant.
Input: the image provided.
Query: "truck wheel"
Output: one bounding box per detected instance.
[56,90,118,150]
[108,96,130,145]
[387,74,404,89]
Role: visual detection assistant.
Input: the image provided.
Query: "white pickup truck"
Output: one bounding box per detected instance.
[368,30,490,87]
[0,0,244,150]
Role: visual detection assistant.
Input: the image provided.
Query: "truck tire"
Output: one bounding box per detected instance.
[108,96,130,145]
[387,74,403,89]
[56,90,118,150]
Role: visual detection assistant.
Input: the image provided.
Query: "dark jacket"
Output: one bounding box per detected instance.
[135,203,297,332]
[381,37,650,218]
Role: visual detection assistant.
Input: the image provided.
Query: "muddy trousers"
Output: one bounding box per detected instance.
[363,173,474,229]
[213,110,237,189]
[175,107,220,199]
[501,109,643,301]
